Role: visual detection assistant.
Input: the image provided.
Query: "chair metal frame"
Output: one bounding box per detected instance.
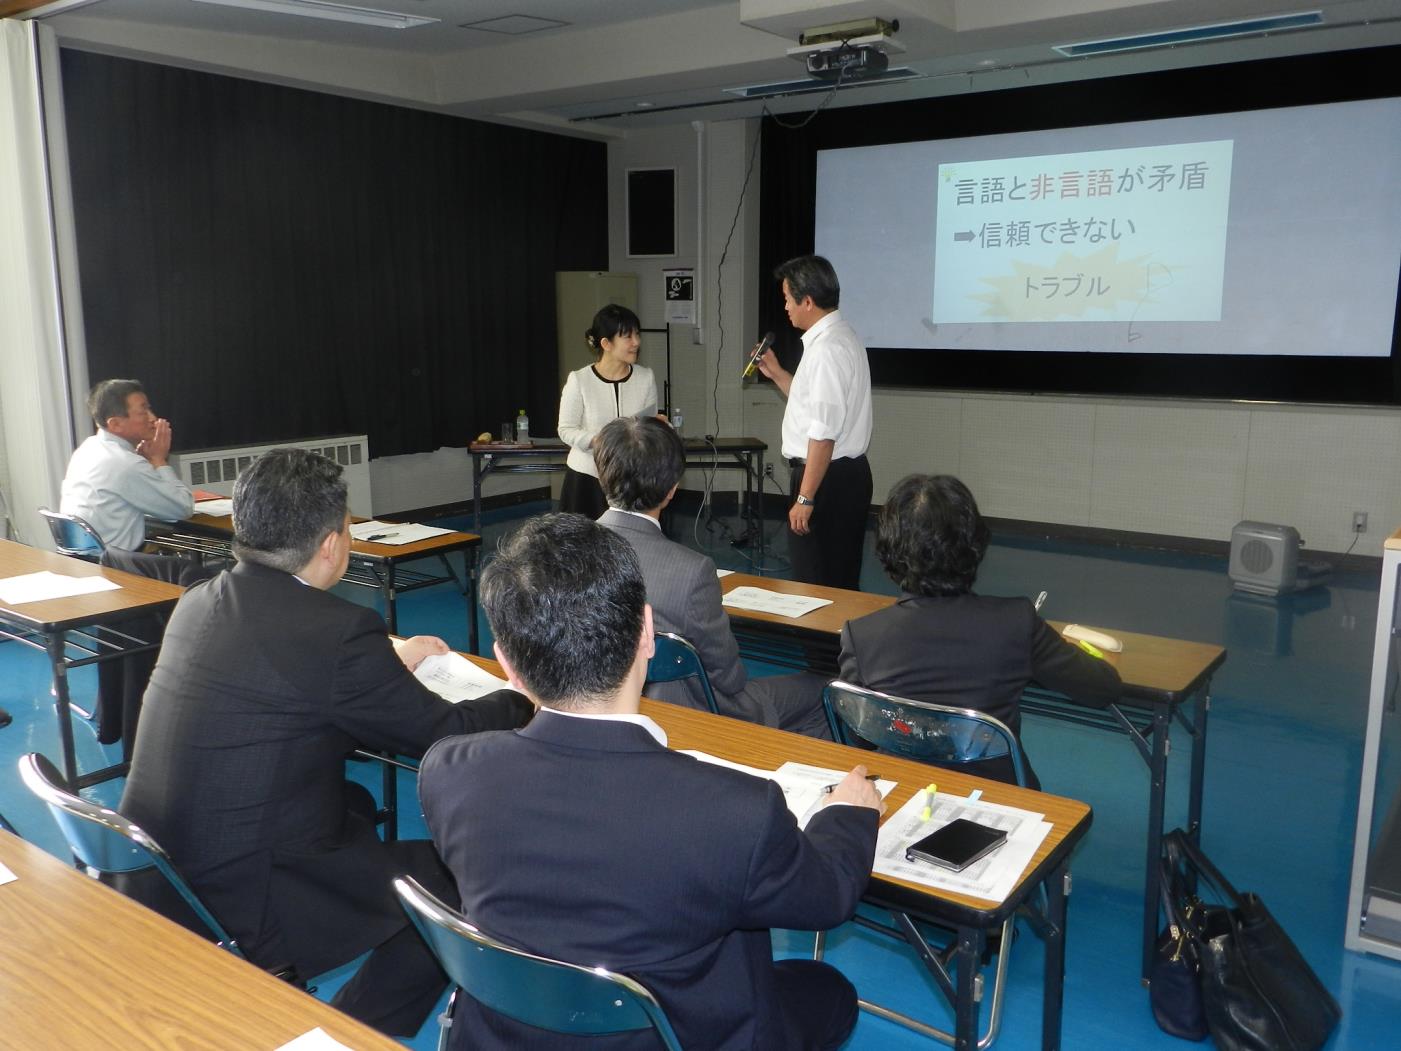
[38,507,108,562]
[817,680,1038,1048]
[394,875,684,1051]
[16,752,243,956]
[647,631,719,715]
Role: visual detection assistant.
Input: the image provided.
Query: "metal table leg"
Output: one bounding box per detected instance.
[382,562,398,636]
[1187,684,1211,841]
[1141,702,1172,980]
[467,548,480,655]
[1041,864,1070,1051]
[48,632,80,787]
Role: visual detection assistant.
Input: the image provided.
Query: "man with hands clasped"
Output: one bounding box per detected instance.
[60,378,195,550]
[757,256,874,589]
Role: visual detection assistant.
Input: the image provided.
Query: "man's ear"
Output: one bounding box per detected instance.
[317,527,341,565]
[640,604,656,662]
[493,641,527,692]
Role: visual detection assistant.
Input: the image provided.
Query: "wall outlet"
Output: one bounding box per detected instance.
[764,463,775,480]
[1353,510,1368,534]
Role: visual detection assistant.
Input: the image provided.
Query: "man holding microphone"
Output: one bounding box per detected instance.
[758,255,874,589]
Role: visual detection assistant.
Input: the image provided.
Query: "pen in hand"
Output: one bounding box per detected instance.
[823,773,881,793]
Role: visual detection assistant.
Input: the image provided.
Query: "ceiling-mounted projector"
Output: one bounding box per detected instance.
[787,20,904,83]
[807,45,888,80]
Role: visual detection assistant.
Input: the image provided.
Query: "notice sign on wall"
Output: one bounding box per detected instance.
[663,268,695,324]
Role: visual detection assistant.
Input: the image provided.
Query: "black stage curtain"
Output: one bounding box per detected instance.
[61,50,607,458]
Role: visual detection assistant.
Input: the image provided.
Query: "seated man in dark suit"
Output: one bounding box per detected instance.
[840,474,1122,789]
[419,513,883,1050]
[120,448,533,1037]
[594,415,832,738]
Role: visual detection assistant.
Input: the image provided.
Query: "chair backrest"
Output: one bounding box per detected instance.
[822,680,1029,788]
[647,632,719,715]
[38,507,106,559]
[16,752,243,955]
[394,876,683,1050]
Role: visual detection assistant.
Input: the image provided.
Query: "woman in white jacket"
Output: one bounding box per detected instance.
[557,304,659,517]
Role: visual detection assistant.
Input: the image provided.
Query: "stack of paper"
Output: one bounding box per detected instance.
[414,652,510,701]
[873,792,1051,903]
[721,586,832,618]
[349,520,452,545]
[0,571,121,605]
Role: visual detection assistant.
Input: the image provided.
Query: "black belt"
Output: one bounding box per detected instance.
[787,457,805,468]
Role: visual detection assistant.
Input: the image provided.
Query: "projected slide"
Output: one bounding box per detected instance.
[815,97,1401,358]
[931,141,1234,324]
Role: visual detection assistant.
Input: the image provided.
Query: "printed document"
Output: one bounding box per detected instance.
[721,586,832,619]
[414,652,509,701]
[680,752,894,829]
[192,497,234,516]
[349,520,452,545]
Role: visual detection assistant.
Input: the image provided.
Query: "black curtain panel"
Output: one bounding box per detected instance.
[60,50,607,458]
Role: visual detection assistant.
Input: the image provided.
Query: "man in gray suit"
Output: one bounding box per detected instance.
[595,416,831,737]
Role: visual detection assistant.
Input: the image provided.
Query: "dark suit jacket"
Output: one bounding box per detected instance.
[600,509,775,725]
[120,559,532,978]
[839,593,1123,789]
[419,711,878,1050]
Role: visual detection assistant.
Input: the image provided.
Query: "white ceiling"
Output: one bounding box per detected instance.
[27,0,1401,135]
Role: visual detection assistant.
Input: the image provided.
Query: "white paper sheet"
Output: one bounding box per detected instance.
[275,1029,356,1051]
[715,569,735,577]
[414,652,510,701]
[0,862,16,886]
[679,751,895,829]
[721,586,833,619]
[193,498,234,516]
[349,520,452,545]
[873,791,1051,904]
[0,571,121,605]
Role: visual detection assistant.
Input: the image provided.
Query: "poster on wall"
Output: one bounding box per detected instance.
[663,268,695,324]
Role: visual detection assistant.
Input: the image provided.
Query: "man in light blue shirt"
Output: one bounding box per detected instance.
[60,379,194,551]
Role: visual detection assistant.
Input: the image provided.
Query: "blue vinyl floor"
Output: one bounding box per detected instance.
[2,500,1399,1049]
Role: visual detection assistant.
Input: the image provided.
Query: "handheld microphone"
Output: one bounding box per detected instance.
[741,332,775,380]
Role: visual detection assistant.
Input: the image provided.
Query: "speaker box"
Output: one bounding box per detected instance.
[1228,521,1304,595]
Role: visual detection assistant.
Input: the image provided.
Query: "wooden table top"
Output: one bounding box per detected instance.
[719,571,1226,704]
[0,539,184,631]
[0,830,400,1050]
[184,512,481,559]
[460,654,1090,923]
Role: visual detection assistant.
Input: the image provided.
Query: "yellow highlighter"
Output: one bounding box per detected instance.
[921,783,938,821]
[1077,638,1105,660]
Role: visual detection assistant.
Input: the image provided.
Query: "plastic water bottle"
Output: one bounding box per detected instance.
[671,409,684,438]
[516,408,530,442]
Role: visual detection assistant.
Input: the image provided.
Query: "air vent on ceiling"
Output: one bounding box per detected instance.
[458,15,569,35]
[1054,11,1324,58]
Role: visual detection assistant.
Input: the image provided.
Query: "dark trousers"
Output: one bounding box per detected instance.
[327,791,455,1037]
[775,959,860,1050]
[788,455,873,590]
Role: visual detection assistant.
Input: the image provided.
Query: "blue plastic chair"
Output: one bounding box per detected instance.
[38,507,106,562]
[394,875,684,1051]
[822,680,1029,787]
[647,631,720,715]
[17,752,243,956]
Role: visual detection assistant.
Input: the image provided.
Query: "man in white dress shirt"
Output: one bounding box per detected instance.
[60,379,194,551]
[758,255,874,589]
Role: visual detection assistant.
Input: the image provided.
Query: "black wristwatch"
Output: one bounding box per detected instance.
[795,494,815,506]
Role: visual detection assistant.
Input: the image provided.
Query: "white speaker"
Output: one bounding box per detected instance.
[1227,520,1332,596]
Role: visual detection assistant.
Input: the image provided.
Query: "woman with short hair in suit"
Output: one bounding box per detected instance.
[839,474,1122,788]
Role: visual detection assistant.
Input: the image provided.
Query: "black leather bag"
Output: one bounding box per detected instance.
[1155,830,1341,1051]
[1150,843,1209,1041]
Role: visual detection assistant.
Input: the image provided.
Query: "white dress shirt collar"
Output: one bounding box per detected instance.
[537,705,668,746]
[800,308,842,348]
[608,507,663,530]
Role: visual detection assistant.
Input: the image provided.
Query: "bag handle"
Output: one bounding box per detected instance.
[1163,829,1245,909]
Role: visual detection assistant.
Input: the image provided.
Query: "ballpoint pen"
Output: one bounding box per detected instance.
[822,773,882,793]
[364,531,400,542]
